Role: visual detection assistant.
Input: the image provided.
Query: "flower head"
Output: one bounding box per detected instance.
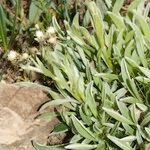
[46,26,55,35]
[35,24,40,30]
[7,50,19,62]
[47,37,57,44]
[21,53,29,60]
[35,30,44,42]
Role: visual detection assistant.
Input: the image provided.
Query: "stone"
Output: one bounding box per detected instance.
[0,83,59,150]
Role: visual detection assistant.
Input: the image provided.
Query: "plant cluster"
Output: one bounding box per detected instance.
[0,0,145,150]
[23,0,150,149]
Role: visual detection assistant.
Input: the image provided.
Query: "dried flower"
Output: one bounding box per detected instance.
[46,26,55,35]
[47,37,57,44]
[21,53,29,60]
[7,50,19,62]
[35,30,44,42]
[35,24,40,30]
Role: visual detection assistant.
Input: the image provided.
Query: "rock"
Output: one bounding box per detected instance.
[0,83,59,150]
[0,107,25,145]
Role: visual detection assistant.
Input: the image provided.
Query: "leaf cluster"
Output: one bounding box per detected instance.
[25,0,150,149]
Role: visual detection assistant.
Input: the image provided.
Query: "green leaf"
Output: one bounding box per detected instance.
[107,135,133,150]
[79,106,92,126]
[129,104,138,123]
[85,82,98,118]
[53,122,69,133]
[103,107,134,125]
[87,1,105,48]
[116,100,131,120]
[115,88,127,100]
[145,127,150,138]
[136,103,147,112]
[52,16,64,37]
[35,57,55,79]
[135,13,150,43]
[38,112,59,120]
[71,115,97,141]
[95,73,118,80]
[72,13,80,28]
[0,5,8,51]
[87,2,113,69]
[70,134,82,144]
[112,0,124,14]
[120,136,136,142]
[29,1,42,24]
[108,12,125,31]
[136,129,143,145]
[141,112,150,126]
[138,67,150,78]
[39,98,79,111]
[32,141,65,150]
[80,26,98,49]
[145,143,150,150]
[67,31,93,57]
[128,0,142,11]
[126,57,150,78]
[122,123,134,135]
[65,144,97,150]
[135,76,150,84]
[121,59,142,102]
[134,29,147,67]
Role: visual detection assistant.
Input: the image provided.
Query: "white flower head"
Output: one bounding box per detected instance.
[47,37,56,44]
[7,50,18,61]
[21,53,29,60]
[35,30,44,42]
[35,24,40,30]
[46,26,55,35]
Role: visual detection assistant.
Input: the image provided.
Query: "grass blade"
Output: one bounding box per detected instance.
[0,5,8,51]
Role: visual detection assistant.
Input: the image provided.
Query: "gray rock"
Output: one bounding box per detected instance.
[0,83,58,150]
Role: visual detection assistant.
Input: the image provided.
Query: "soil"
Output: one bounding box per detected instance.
[0,59,21,83]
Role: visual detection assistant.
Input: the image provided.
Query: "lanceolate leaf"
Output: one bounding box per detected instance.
[32,141,65,150]
[112,0,124,14]
[39,99,79,111]
[126,57,150,78]
[107,135,133,150]
[128,0,142,11]
[121,59,142,102]
[135,13,150,43]
[108,12,125,31]
[134,29,147,68]
[103,107,134,125]
[71,115,97,141]
[85,82,98,118]
[29,1,42,24]
[116,100,131,120]
[65,144,97,150]
[87,1,105,48]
